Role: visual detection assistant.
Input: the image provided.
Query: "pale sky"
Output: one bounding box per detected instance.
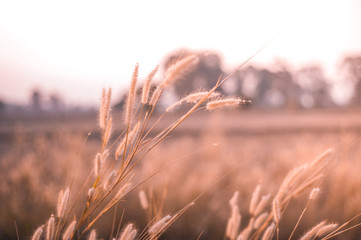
[0,0,360,106]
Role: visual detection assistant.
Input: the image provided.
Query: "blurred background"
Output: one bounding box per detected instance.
[0,0,361,111]
[1,1,361,239]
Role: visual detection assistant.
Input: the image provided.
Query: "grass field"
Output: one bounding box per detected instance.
[2,108,361,239]
[2,54,361,240]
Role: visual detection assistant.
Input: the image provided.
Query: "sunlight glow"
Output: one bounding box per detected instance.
[0,0,360,105]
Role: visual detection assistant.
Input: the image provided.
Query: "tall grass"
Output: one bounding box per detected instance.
[27,53,251,240]
[2,53,361,239]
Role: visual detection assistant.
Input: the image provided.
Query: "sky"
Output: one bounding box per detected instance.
[0,0,361,107]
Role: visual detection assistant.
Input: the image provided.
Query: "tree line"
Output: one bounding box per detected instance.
[163,49,361,110]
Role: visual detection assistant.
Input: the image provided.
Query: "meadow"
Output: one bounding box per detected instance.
[1,56,361,240]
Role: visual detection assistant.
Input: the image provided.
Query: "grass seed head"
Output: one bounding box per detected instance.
[261,223,275,240]
[138,190,149,210]
[207,98,250,110]
[125,63,139,126]
[99,88,112,130]
[87,188,95,200]
[114,183,131,200]
[299,220,327,240]
[226,205,241,239]
[229,191,239,207]
[310,148,334,168]
[62,220,77,240]
[238,221,253,240]
[249,184,261,215]
[94,153,102,177]
[148,215,172,236]
[115,122,140,158]
[57,188,69,218]
[272,199,280,224]
[103,116,112,146]
[184,91,220,103]
[254,212,269,229]
[142,65,159,105]
[309,187,320,200]
[254,194,271,216]
[46,214,55,240]
[162,55,198,88]
[149,85,164,107]
[103,170,116,191]
[31,225,44,240]
[316,223,338,238]
[119,223,137,240]
[88,229,96,240]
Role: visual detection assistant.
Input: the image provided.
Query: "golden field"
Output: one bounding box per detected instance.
[2,54,361,240]
[1,108,361,240]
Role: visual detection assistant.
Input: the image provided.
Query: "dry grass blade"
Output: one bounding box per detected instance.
[102,116,112,149]
[162,54,198,87]
[94,153,102,178]
[166,91,220,112]
[254,212,269,229]
[229,191,239,207]
[276,148,334,205]
[148,215,171,237]
[99,88,112,130]
[81,182,132,234]
[149,85,164,107]
[148,202,195,240]
[103,170,116,191]
[322,212,361,239]
[139,190,149,210]
[119,223,137,240]
[125,63,139,126]
[46,214,55,240]
[238,218,254,240]
[31,225,43,240]
[250,184,261,216]
[299,221,326,240]
[255,194,271,216]
[226,191,241,239]
[57,188,70,218]
[287,197,312,240]
[316,223,338,238]
[206,98,250,110]
[183,91,220,103]
[62,220,77,240]
[272,199,280,224]
[88,229,96,240]
[142,65,159,105]
[115,122,140,158]
[226,192,241,240]
[261,223,275,240]
[322,222,361,239]
[255,149,334,240]
[309,187,320,200]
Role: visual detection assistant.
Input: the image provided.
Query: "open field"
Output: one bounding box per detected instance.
[3,108,361,137]
[1,109,361,239]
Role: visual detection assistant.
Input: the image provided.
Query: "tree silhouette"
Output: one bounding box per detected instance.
[164,50,226,99]
[237,65,300,109]
[30,89,42,111]
[295,65,333,108]
[342,56,361,106]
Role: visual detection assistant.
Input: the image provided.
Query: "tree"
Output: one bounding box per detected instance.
[295,65,333,108]
[30,89,43,111]
[164,49,226,100]
[341,56,361,106]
